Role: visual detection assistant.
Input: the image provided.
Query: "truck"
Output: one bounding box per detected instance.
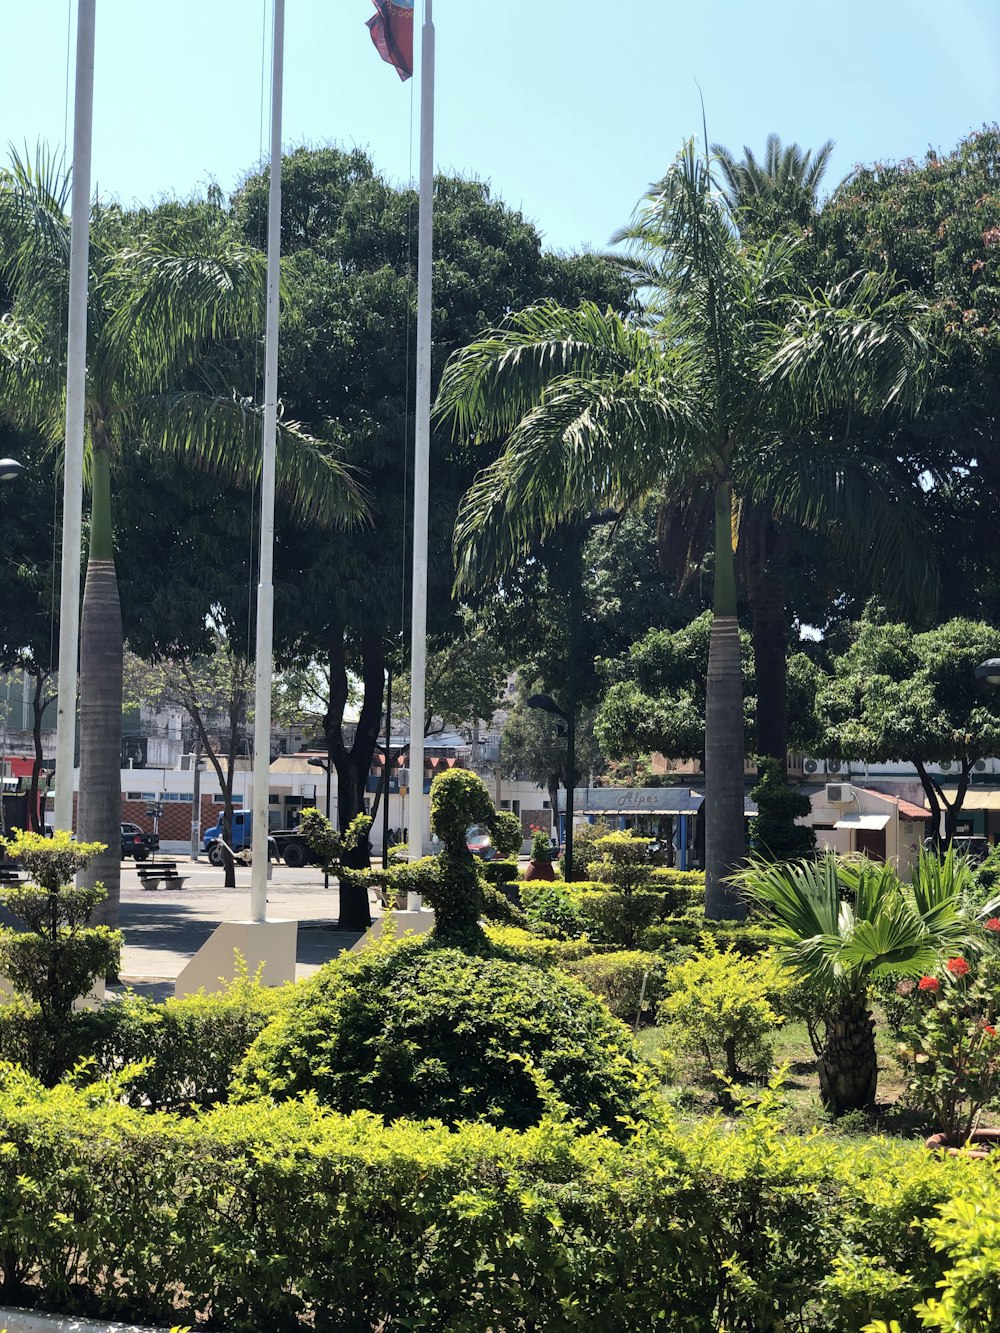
[121,822,160,862]
[202,810,314,869]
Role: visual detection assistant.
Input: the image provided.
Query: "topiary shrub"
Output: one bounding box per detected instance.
[519,881,587,938]
[0,830,121,1083]
[234,937,654,1134]
[560,820,613,881]
[749,757,816,861]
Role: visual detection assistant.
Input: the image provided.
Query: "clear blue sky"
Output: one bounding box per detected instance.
[3,0,998,254]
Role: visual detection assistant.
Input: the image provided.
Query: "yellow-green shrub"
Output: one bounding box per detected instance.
[563,950,667,1023]
[659,940,791,1081]
[0,1063,980,1333]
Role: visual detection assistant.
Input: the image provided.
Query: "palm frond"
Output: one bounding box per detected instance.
[126,391,366,528]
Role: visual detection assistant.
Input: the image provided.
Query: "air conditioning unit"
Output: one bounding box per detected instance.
[825,783,854,806]
[975,759,988,773]
[939,760,953,772]
[826,759,843,775]
[803,758,822,775]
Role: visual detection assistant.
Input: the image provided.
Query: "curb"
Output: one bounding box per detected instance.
[0,1309,169,1333]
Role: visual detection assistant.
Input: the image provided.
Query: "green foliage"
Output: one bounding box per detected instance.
[530,827,552,862]
[587,829,655,891]
[0,1061,986,1332]
[659,940,790,1081]
[519,881,587,938]
[563,950,667,1024]
[480,924,598,964]
[299,806,373,873]
[559,819,613,880]
[0,830,120,1081]
[491,810,524,859]
[749,756,816,861]
[893,947,1000,1141]
[234,937,653,1135]
[641,914,785,958]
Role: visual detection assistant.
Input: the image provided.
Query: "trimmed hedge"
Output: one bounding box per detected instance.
[0,1064,986,1332]
[234,939,655,1133]
[563,949,667,1023]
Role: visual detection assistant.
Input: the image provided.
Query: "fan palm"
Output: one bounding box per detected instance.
[0,147,361,924]
[436,141,930,918]
[733,849,985,1113]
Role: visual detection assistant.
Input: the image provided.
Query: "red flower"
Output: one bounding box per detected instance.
[918,976,940,992]
[984,918,1000,933]
[982,1023,997,1038]
[946,957,971,978]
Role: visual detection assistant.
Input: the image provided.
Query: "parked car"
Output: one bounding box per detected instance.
[121,822,159,862]
[923,834,990,865]
[465,825,495,860]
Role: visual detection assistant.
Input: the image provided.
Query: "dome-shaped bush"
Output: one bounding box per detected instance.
[234,939,653,1134]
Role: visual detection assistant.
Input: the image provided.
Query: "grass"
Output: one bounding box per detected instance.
[637,1010,931,1146]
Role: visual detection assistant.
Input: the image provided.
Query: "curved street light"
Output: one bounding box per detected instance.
[976,659,1000,688]
[0,458,25,483]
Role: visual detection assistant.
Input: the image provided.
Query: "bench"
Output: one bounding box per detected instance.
[136,861,189,891]
[0,867,23,885]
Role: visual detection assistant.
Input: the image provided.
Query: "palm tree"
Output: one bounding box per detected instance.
[436,141,930,918]
[733,850,985,1114]
[713,132,835,238]
[0,148,360,923]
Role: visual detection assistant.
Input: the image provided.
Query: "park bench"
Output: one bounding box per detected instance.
[0,866,23,885]
[136,861,188,891]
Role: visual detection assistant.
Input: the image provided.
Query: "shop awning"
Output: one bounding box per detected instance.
[931,788,1000,811]
[833,813,891,830]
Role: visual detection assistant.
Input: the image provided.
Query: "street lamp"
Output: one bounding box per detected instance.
[976,660,1000,688]
[0,459,24,483]
[527,692,576,882]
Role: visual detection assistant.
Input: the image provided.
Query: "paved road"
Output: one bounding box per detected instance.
[116,856,377,999]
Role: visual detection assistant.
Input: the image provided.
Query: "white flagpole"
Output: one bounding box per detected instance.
[249,0,285,923]
[53,0,96,834]
[407,0,434,895]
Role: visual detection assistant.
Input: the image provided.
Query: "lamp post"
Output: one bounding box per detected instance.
[0,459,25,482]
[527,692,575,881]
[975,660,1000,688]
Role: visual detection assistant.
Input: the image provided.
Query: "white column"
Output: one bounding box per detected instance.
[406,0,435,898]
[53,0,96,833]
[249,0,284,923]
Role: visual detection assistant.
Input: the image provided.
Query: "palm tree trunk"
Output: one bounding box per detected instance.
[78,444,123,929]
[817,992,877,1114]
[705,479,747,920]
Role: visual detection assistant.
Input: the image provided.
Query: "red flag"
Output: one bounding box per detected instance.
[367,0,414,81]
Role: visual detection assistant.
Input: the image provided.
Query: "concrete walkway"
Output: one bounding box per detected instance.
[115,857,375,1000]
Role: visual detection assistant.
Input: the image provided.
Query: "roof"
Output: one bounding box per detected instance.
[931,787,1000,812]
[854,787,929,822]
[834,813,891,831]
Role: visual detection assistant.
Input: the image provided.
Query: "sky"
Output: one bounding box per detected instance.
[2,0,999,256]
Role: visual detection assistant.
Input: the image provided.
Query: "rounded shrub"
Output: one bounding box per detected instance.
[235,938,654,1134]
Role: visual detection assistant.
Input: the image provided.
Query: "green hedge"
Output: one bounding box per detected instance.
[0,1064,985,1332]
[563,949,667,1023]
[642,915,785,957]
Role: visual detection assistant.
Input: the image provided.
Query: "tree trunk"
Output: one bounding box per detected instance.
[28,672,53,832]
[704,480,747,920]
[817,992,878,1114]
[745,521,787,767]
[78,444,123,930]
[325,628,384,931]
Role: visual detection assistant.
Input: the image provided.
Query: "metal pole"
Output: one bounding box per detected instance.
[53,0,95,834]
[190,731,202,860]
[382,664,393,869]
[249,0,284,923]
[324,756,331,894]
[406,0,434,902]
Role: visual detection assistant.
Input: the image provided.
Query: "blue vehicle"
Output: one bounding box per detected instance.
[202,810,312,868]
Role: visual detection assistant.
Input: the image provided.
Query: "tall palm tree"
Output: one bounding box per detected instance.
[733,850,987,1113]
[0,148,360,923]
[436,141,930,918]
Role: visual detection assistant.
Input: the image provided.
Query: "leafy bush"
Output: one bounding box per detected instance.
[659,940,789,1081]
[574,888,675,948]
[563,950,667,1023]
[0,830,121,1082]
[0,1064,982,1332]
[519,881,587,937]
[234,937,653,1134]
[587,829,655,892]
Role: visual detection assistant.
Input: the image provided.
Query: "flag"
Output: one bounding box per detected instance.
[367,0,414,81]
